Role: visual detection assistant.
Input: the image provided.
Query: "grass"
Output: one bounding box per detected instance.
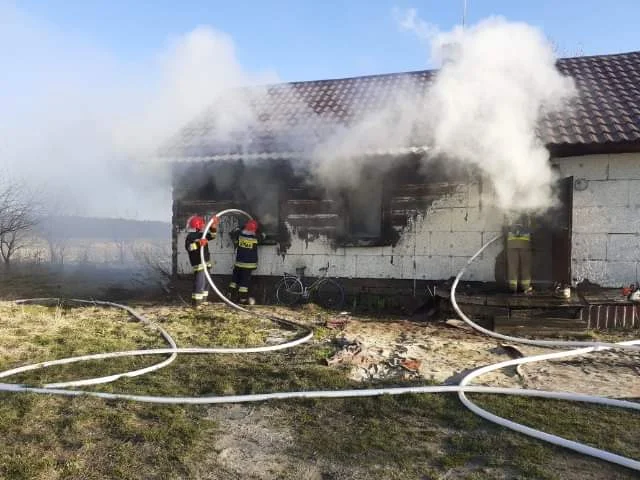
[0,301,638,479]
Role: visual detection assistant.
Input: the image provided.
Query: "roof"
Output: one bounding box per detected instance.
[163,51,640,161]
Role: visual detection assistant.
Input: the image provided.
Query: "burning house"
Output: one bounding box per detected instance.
[164,50,640,300]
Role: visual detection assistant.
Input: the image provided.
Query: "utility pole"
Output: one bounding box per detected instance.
[462,0,468,28]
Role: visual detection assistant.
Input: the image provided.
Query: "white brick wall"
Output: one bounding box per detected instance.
[177,152,640,287]
[557,152,640,286]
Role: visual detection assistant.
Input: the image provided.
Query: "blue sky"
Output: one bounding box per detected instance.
[13,0,640,82]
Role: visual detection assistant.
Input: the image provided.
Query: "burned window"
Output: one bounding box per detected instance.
[338,170,385,244]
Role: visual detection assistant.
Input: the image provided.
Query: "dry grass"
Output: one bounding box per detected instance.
[0,301,638,479]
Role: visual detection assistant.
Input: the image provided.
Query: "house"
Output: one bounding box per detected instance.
[165,51,640,300]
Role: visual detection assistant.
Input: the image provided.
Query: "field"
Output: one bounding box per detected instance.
[0,285,638,479]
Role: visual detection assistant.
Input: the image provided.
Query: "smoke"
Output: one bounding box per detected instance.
[309,11,577,213]
[0,4,275,221]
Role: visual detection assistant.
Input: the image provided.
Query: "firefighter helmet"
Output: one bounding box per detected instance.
[244,219,258,233]
[188,215,205,231]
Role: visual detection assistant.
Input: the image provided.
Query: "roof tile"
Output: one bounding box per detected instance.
[164,51,640,159]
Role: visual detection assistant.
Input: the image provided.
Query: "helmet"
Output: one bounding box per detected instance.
[244,219,258,233]
[188,215,205,231]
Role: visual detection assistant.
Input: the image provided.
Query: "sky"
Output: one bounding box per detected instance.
[12,0,640,81]
[1,1,638,221]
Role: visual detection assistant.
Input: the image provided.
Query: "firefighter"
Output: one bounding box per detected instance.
[228,219,263,305]
[505,212,534,295]
[185,215,219,308]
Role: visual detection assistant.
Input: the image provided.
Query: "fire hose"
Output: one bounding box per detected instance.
[0,210,638,471]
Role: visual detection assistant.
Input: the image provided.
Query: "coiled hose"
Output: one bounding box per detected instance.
[0,218,638,471]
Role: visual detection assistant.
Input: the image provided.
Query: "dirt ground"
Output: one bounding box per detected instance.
[321,317,640,399]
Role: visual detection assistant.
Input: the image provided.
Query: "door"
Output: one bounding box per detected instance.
[551,176,573,285]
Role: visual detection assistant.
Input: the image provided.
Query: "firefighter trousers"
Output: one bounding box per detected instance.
[506,246,531,293]
[229,266,254,300]
[192,270,210,304]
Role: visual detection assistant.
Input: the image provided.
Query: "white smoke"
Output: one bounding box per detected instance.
[0,5,275,221]
[310,11,577,213]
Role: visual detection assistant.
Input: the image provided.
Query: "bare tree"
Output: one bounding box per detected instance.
[0,179,41,266]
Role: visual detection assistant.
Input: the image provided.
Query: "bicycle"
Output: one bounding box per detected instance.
[274,263,345,310]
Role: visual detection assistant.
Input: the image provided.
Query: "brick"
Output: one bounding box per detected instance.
[606,234,640,262]
[572,233,607,261]
[607,153,640,180]
[572,180,629,207]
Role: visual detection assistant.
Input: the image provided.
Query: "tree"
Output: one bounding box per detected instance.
[0,179,41,266]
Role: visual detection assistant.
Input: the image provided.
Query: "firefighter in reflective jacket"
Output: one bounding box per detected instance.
[228,219,263,305]
[185,215,219,307]
[505,213,533,295]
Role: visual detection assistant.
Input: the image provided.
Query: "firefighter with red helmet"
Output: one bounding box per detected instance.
[228,219,263,305]
[185,215,219,308]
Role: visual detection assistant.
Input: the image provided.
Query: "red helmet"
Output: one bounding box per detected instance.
[188,215,205,231]
[244,219,258,233]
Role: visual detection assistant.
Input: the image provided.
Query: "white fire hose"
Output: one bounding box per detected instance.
[0,213,638,471]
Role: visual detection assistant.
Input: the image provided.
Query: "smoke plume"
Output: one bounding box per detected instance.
[0,4,275,221]
[310,11,577,213]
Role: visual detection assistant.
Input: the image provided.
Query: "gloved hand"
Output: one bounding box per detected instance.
[210,216,220,231]
[199,238,208,247]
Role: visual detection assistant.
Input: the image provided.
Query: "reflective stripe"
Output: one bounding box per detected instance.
[507,235,530,241]
[188,242,199,251]
[201,291,209,297]
[193,263,212,272]
[229,282,237,289]
[235,262,257,269]
[192,293,204,300]
[238,287,249,293]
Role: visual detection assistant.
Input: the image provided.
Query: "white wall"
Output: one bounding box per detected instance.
[554,152,640,287]
[177,182,505,282]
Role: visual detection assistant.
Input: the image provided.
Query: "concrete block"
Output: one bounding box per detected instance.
[383,233,416,256]
[451,255,496,282]
[606,234,640,262]
[572,233,607,261]
[345,246,386,256]
[608,153,640,180]
[414,231,430,255]
[212,253,235,274]
[451,207,504,232]
[300,236,336,255]
[468,182,481,208]
[573,206,640,234]
[572,260,607,285]
[355,255,403,279]
[555,155,609,180]
[572,180,629,207]
[401,255,417,280]
[413,255,453,280]
[273,254,308,276]
[431,186,468,209]
[430,231,482,256]
[629,181,640,207]
[417,208,452,232]
[605,261,637,286]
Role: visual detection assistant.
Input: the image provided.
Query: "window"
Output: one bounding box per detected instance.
[346,174,383,239]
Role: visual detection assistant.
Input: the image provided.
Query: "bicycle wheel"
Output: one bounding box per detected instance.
[275,276,304,306]
[314,278,345,310]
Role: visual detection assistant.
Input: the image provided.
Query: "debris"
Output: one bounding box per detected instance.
[444,319,474,332]
[326,314,350,330]
[399,359,421,372]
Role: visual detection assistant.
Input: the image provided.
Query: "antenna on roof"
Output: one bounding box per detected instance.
[462,0,468,28]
